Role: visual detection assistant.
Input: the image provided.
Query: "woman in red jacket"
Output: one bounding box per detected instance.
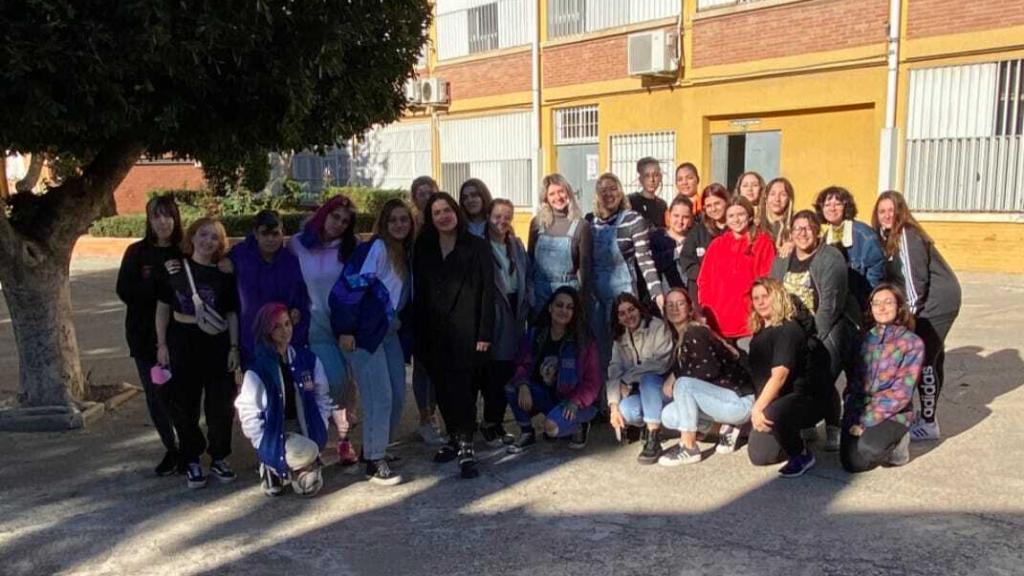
[697,197,776,348]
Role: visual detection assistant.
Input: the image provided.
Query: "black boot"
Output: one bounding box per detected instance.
[457,437,479,479]
[637,429,662,465]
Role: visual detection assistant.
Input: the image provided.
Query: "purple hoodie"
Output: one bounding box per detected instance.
[228,235,311,364]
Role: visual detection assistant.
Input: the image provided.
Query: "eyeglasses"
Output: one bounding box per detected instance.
[791,225,814,234]
[870,299,897,308]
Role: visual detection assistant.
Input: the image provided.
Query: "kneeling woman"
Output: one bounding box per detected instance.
[607,293,674,464]
[841,284,924,472]
[236,303,334,496]
[746,278,830,478]
[658,288,755,466]
[506,287,601,453]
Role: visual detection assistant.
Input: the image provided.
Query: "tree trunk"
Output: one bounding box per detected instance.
[15,153,45,193]
[0,247,86,406]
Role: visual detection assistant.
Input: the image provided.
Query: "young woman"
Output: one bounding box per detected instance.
[227,209,310,367]
[680,183,730,306]
[155,218,240,489]
[408,175,443,445]
[413,192,495,479]
[770,210,859,451]
[116,195,184,476]
[586,172,664,375]
[841,284,925,472]
[674,162,702,214]
[529,173,592,316]
[333,199,415,486]
[649,195,695,289]
[759,177,795,251]
[459,178,493,238]
[481,199,530,446]
[505,287,601,453]
[873,190,961,441]
[697,197,776,346]
[606,294,674,464]
[735,171,766,222]
[288,195,360,465]
[235,303,333,496]
[627,157,667,229]
[746,278,830,477]
[658,289,755,466]
[814,186,885,312]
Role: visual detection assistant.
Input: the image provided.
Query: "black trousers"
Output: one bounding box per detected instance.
[428,365,477,441]
[475,360,514,426]
[822,319,857,426]
[748,392,828,466]
[165,322,236,464]
[134,358,178,453]
[916,314,957,423]
[840,420,908,473]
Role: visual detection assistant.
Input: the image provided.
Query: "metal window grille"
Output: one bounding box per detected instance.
[904,60,1024,213]
[548,0,680,39]
[554,105,599,145]
[440,112,533,206]
[609,131,676,201]
[436,0,532,61]
[291,147,352,192]
[350,123,433,190]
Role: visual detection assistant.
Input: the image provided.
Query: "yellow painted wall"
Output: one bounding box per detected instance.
[927,222,1024,274]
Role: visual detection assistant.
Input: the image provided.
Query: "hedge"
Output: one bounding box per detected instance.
[89,211,376,238]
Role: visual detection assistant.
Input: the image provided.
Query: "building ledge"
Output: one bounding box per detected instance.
[434,45,531,68]
[916,212,1024,224]
[542,17,679,50]
[694,0,813,21]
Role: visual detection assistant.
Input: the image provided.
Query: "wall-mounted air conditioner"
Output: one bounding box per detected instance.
[628,30,679,77]
[419,77,450,106]
[404,78,422,104]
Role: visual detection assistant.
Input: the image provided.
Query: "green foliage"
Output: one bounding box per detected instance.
[90,211,375,238]
[1,0,432,183]
[321,186,408,218]
[146,186,303,218]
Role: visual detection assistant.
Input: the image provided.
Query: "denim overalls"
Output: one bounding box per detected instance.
[532,219,580,314]
[591,210,637,379]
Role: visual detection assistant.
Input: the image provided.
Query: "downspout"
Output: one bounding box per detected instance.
[877,0,902,192]
[531,0,542,213]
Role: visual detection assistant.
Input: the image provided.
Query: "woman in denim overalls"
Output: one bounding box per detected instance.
[528,173,592,318]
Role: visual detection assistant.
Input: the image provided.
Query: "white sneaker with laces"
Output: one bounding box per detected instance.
[715,425,741,454]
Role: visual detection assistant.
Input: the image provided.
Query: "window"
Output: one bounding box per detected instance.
[555,105,599,145]
[468,3,499,54]
[904,60,1024,213]
[436,0,532,60]
[439,112,533,206]
[291,147,351,191]
[609,130,675,200]
[350,122,433,190]
[548,0,680,39]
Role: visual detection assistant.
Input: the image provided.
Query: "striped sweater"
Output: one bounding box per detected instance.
[586,208,663,299]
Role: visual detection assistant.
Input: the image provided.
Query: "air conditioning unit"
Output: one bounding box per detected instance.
[419,77,450,106]
[628,30,679,77]
[404,78,422,105]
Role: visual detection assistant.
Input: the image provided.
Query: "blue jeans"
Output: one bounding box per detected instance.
[617,374,670,426]
[310,339,349,403]
[381,329,407,437]
[661,376,754,433]
[505,382,597,438]
[344,341,398,461]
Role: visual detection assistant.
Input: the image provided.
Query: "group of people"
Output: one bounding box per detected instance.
[117,158,961,496]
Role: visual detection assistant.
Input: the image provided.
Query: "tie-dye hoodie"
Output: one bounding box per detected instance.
[844,324,925,429]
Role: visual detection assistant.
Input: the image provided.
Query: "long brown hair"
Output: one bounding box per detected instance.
[700,183,730,232]
[760,177,794,246]
[373,199,415,279]
[872,190,933,258]
[726,196,760,246]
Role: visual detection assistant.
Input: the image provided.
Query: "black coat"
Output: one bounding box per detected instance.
[116,239,183,362]
[413,232,496,371]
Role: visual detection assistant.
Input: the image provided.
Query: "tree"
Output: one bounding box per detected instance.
[0,1,431,412]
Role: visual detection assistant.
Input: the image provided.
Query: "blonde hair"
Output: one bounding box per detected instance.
[748,277,795,333]
[183,217,229,262]
[536,173,582,232]
[593,172,631,219]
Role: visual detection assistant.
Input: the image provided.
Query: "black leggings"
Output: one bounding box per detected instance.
[916,314,957,423]
[428,366,477,441]
[748,392,829,466]
[165,322,236,464]
[840,420,908,473]
[475,360,514,426]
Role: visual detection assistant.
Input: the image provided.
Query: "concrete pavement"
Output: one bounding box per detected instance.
[0,259,1022,575]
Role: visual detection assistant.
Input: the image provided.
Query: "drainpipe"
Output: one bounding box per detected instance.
[877,0,902,193]
[531,0,542,213]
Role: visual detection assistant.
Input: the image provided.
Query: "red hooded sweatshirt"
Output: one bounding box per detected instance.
[696,230,776,338]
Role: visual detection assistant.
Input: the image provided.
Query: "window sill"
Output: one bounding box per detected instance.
[694,0,813,21]
[435,45,532,68]
[543,17,679,49]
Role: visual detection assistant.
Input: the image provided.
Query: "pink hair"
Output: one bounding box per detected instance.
[304,195,354,241]
[253,302,291,347]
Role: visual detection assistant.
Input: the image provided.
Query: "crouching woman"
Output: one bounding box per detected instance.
[505,287,602,453]
[841,284,924,472]
[236,303,334,497]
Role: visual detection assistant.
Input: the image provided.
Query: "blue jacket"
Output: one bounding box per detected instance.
[328,239,393,354]
[823,219,885,311]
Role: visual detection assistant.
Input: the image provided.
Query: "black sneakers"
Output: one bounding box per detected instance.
[457,440,479,479]
[507,430,537,454]
[568,422,591,450]
[209,460,237,483]
[155,450,180,477]
[480,423,515,447]
[637,430,662,464]
[366,459,403,486]
[433,439,459,463]
[260,464,285,496]
[185,462,207,489]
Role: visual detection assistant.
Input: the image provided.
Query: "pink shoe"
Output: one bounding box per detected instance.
[337,440,359,466]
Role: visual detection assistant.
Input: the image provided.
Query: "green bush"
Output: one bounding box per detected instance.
[321,186,407,217]
[89,210,375,238]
